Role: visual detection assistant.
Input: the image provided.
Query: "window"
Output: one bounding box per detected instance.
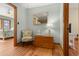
[4,20,10,31]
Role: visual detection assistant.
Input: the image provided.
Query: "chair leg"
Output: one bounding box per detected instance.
[21,42,24,47]
[22,42,24,47]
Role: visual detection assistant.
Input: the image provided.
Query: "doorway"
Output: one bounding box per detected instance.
[6,3,70,55]
[69,3,79,56]
[0,3,16,45]
[63,3,79,56]
[7,3,17,46]
[6,3,70,56]
[0,3,17,46]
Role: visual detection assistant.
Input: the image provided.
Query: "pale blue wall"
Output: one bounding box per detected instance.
[26,4,62,43]
[14,3,28,43]
[14,3,64,44]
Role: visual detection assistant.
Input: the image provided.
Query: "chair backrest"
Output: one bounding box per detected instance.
[22,30,32,37]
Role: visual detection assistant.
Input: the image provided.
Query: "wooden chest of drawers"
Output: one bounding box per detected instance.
[33,35,54,49]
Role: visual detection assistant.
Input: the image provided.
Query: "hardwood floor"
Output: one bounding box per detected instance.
[0,38,63,56]
[69,39,78,56]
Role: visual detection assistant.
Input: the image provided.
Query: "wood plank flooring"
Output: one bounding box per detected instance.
[0,38,63,56]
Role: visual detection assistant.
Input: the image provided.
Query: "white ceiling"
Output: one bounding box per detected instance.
[19,3,52,8]
[19,3,79,9]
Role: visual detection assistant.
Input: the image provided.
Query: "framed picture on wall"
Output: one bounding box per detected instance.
[33,12,48,25]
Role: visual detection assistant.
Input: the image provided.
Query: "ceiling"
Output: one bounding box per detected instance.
[19,3,79,9]
[19,3,52,8]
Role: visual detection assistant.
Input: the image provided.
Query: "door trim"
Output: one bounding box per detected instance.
[63,3,69,56]
[7,3,17,46]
